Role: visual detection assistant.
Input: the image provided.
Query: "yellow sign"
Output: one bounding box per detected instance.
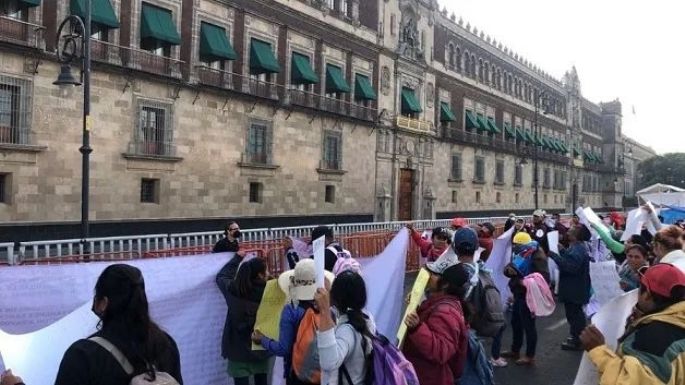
[396,268,430,347]
[252,279,286,350]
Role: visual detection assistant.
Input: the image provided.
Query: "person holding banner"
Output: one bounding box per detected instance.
[407,224,451,262]
[549,226,592,352]
[402,263,470,385]
[216,254,271,385]
[580,263,685,385]
[54,264,183,384]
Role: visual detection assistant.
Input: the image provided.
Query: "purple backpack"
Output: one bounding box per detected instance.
[368,334,420,385]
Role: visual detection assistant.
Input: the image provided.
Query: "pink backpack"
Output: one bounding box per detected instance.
[328,245,361,276]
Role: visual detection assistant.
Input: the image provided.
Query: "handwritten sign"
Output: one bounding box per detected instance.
[313,236,325,288]
[252,279,286,350]
[397,268,430,347]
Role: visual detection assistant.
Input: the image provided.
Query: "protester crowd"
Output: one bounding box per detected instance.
[2,206,685,385]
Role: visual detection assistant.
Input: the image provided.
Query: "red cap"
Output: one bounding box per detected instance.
[641,264,685,298]
[451,217,467,229]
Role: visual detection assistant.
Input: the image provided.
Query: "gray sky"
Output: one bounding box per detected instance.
[441,0,685,155]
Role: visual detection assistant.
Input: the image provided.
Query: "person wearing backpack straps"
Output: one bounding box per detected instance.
[217,255,271,385]
[252,259,335,385]
[54,264,183,385]
[313,270,376,385]
[403,253,469,385]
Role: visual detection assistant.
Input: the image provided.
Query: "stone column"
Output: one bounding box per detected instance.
[351,0,360,22]
[375,184,392,222]
[423,187,436,220]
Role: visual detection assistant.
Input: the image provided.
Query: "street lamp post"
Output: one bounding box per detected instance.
[533,90,548,210]
[54,3,92,250]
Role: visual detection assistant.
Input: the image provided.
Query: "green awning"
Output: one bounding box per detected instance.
[465,111,479,130]
[551,139,562,152]
[140,3,180,45]
[401,87,422,114]
[326,64,351,93]
[515,127,525,141]
[71,0,120,28]
[487,117,501,134]
[250,39,280,74]
[533,134,544,146]
[20,0,42,8]
[199,22,236,61]
[476,115,491,133]
[290,52,318,85]
[523,130,534,143]
[541,136,551,150]
[594,152,603,163]
[573,146,581,157]
[440,102,456,122]
[559,141,569,153]
[354,74,376,101]
[504,122,515,138]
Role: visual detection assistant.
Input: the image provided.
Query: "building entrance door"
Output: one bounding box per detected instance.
[398,169,414,221]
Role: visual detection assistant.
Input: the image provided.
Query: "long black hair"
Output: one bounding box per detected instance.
[94,264,172,378]
[330,270,371,337]
[439,263,474,323]
[232,258,267,298]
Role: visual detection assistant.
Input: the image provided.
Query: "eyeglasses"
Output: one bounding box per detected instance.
[228,227,239,231]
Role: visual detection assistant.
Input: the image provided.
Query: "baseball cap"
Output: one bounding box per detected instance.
[425,248,459,275]
[451,227,479,254]
[278,259,335,301]
[533,209,546,217]
[640,263,685,298]
[513,232,533,245]
[451,217,467,229]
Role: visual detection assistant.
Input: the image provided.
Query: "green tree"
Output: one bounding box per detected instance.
[637,153,685,190]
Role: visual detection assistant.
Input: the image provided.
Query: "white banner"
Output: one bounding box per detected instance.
[485,226,515,310]
[0,231,410,385]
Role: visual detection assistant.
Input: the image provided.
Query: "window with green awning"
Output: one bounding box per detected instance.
[250,38,280,75]
[354,74,376,101]
[476,114,491,133]
[533,134,544,146]
[199,22,236,62]
[550,138,562,152]
[504,122,515,138]
[594,152,603,163]
[326,64,351,93]
[290,52,318,85]
[401,87,422,115]
[573,146,581,157]
[20,0,42,8]
[559,141,568,153]
[465,110,479,130]
[140,3,180,46]
[523,130,534,143]
[487,117,501,134]
[439,102,456,122]
[515,127,525,141]
[71,0,120,28]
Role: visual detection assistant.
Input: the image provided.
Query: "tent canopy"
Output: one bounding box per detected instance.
[638,183,685,207]
[636,183,685,195]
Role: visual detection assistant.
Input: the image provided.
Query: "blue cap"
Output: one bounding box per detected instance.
[452,228,479,254]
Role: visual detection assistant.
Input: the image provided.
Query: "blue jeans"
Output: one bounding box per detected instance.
[491,324,506,359]
[511,297,537,357]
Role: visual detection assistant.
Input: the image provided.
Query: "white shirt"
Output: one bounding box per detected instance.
[661,249,685,273]
[317,312,376,385]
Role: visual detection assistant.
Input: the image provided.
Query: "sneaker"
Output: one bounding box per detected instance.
[515,356,535,366]
[490,357,508,367]
[500,351,520,360]
[561,341,583,351]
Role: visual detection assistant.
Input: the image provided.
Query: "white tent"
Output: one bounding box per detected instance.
[638,183,685,206]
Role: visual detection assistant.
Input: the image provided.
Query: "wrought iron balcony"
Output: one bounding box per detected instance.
[89,39,183,78]
[0,16,44,48]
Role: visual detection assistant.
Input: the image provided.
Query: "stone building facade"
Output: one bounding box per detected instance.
[0,0,650,240]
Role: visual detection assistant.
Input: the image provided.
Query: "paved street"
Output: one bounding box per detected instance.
[403,272,584,385]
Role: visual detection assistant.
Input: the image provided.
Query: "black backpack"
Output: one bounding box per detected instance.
[468,270,505,338]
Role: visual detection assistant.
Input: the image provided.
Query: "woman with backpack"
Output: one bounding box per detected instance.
[403,262,470,385]
[54,264,183,384]
[251,259,335,385]
[216,255,271,385]
[314,270,376,385]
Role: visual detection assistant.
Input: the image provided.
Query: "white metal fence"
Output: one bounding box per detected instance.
[2,215,575,265]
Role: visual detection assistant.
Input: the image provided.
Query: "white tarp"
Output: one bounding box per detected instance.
[0,230,410,385]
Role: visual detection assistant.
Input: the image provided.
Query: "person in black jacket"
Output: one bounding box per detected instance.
[55,264,183,385]
[216,255,270,385]
[213,221,242,253]
[549,226,592,351]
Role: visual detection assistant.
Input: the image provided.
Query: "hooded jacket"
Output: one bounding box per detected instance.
[403,294,468,385]
[588,301,685,385]
[549,242,591,305]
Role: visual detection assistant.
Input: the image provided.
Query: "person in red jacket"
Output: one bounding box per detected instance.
[403,262,471,385]
[407,224,451,262]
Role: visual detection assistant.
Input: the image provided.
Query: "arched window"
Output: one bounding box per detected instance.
[447,43,455,67]
[508,74,513,94]
[478,59,484,82]
[483,62,489,84]
[470,54,476,78]
[463,51,470,76]
[490,64,496,85]
[456,47,461,72]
